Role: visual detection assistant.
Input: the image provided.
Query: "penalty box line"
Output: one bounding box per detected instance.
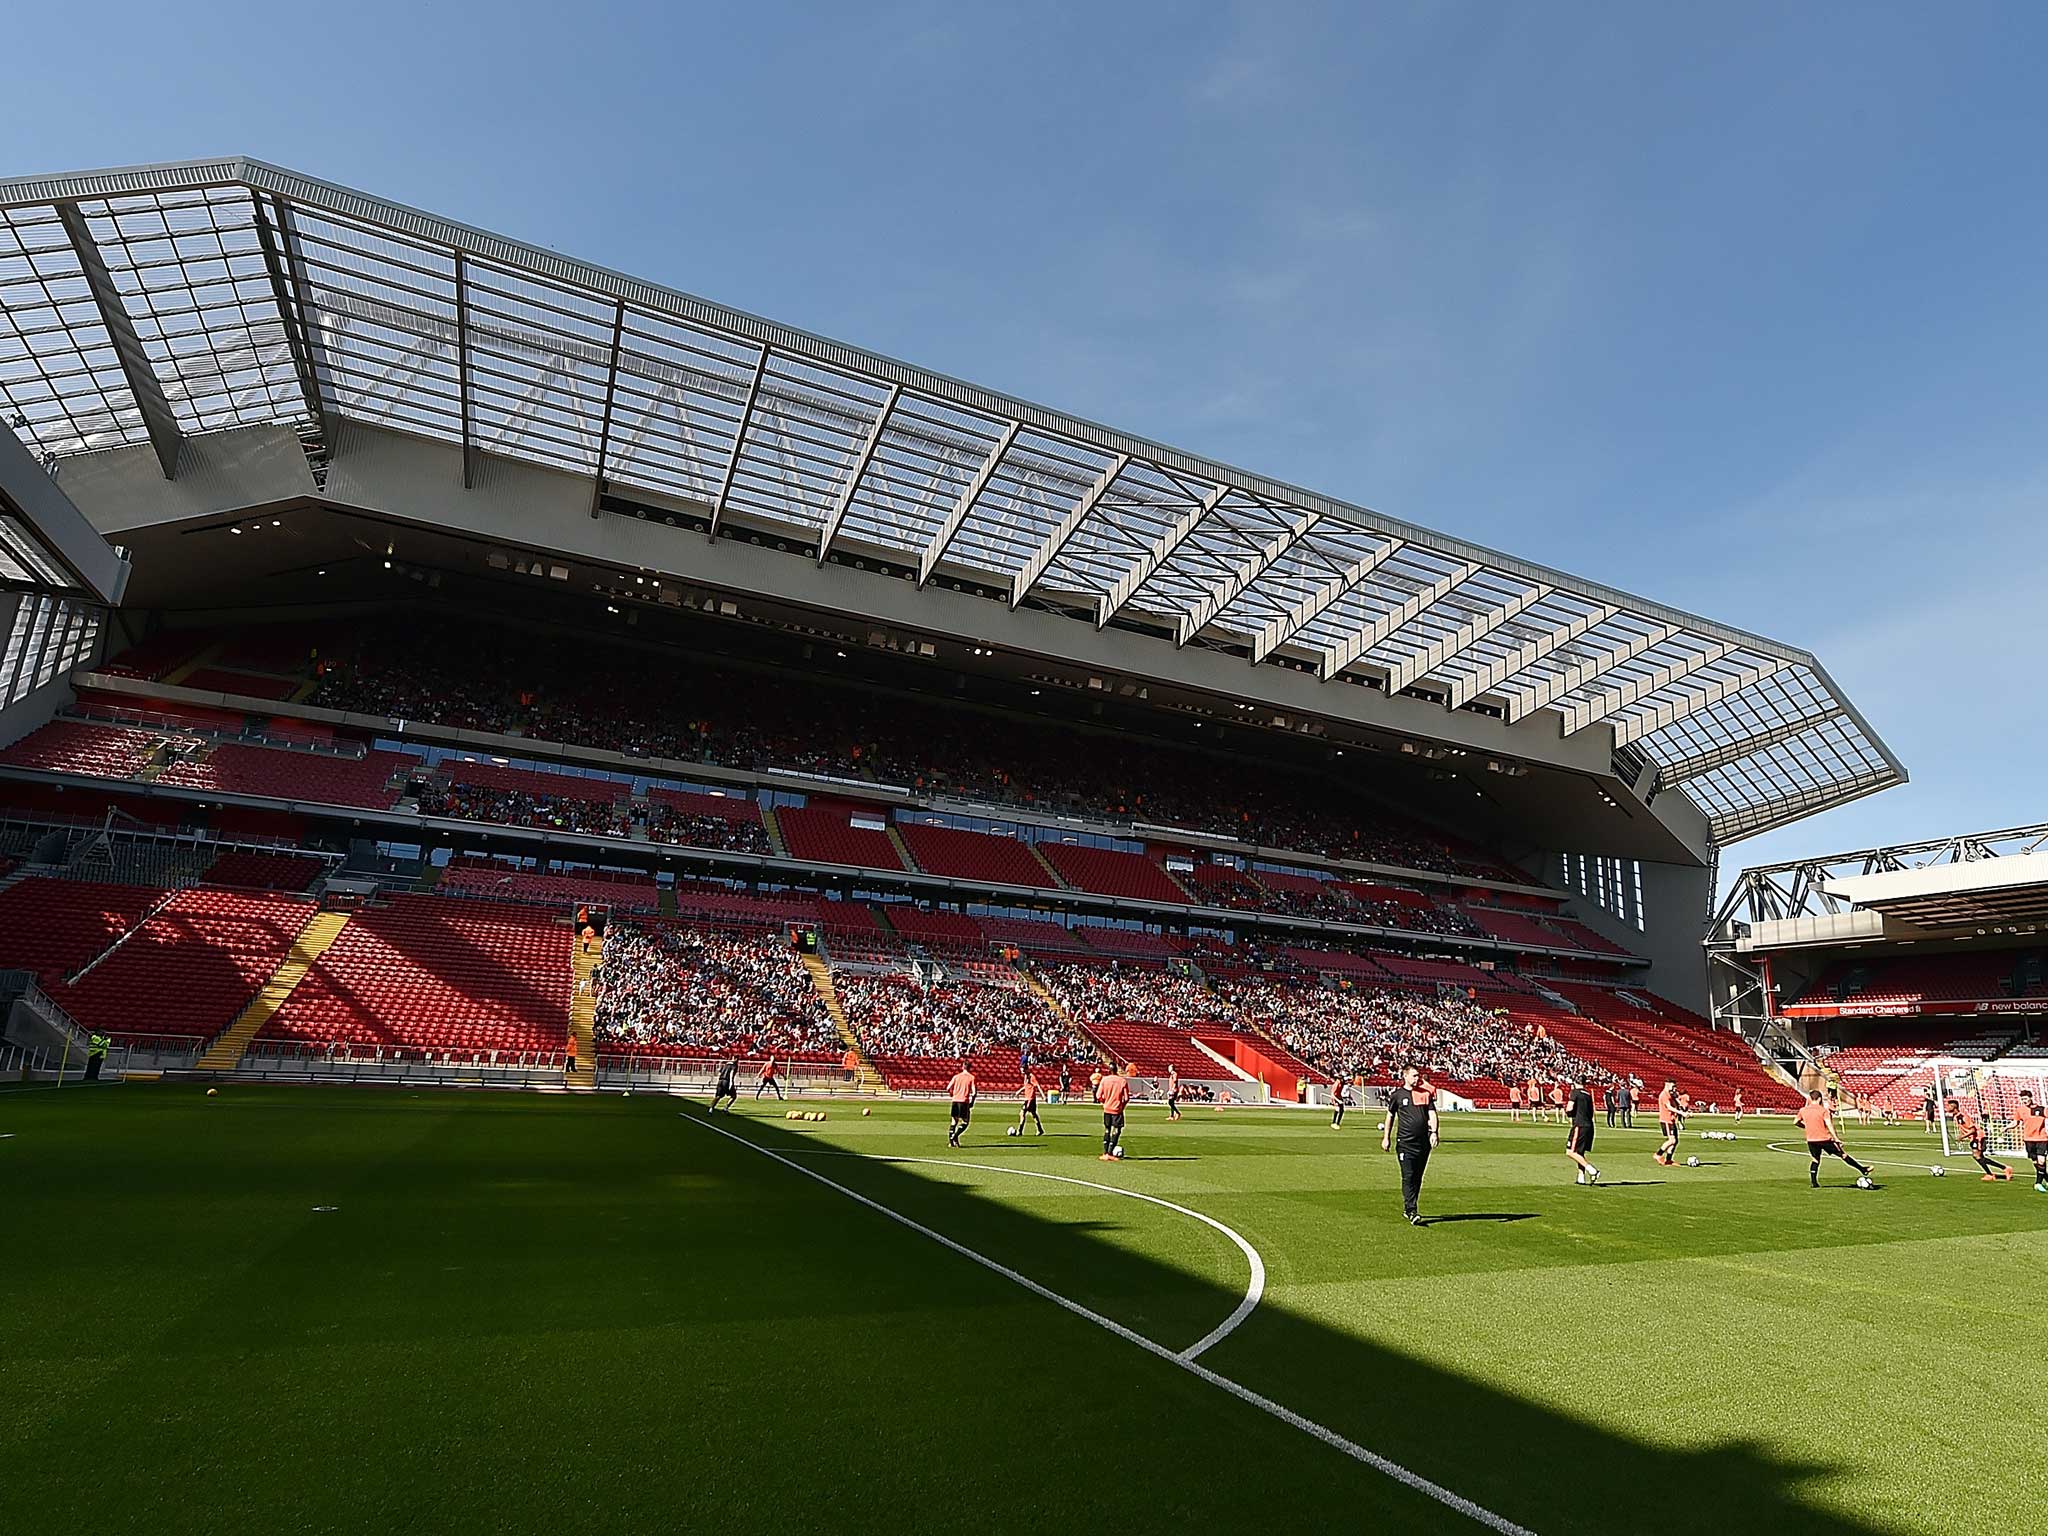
[684,1109,1536,1536]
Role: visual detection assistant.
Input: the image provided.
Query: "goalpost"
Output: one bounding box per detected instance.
[1923,1057,2048,1159]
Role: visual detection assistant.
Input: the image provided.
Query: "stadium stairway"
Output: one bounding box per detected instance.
[760,806,789,858]
[196,910,352,1070]
[885,825,920,872]
[800,951,888,1093]
[1018,968,1101,1060]
[1026,844,1071,889]
[567,934,599,1088]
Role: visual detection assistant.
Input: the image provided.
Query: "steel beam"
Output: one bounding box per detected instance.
[1097,482,1227,628]
[1246,539,1402,664]
[1612,659,1792,747]
[1515,623,1675,723]
[1174,510,1317,646]
[1559,644,1738,734]
[587,300,626,517]
[249,196,329,451]
[919,419,1018,587]
[1384,583,1554,698]
[1318,563,1475,682]
[454,255,477,489]
[1448,603,1617,710]
[53,203,179,480]
[815,384,899,563]
[708,346,771,539]
[1010,453,1128,609]
[1655,705,1849,784]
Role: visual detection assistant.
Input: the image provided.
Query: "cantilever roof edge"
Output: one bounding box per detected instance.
[0,155,1825,668]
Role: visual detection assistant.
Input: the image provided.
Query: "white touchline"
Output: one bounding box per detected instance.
[684,1111,1535,1536]
[792,1148,1263,1362]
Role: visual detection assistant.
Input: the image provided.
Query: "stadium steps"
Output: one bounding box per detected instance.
[196,910,352,1071]
[567,934,599,1088]
[799,951,888,1094]
[760,806,788,858]
[884,825,919,872]
[1025,843,1071,889]
[159,641,225,687]
[1017,968,1102,1061]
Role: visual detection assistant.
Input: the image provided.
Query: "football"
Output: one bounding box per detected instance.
[1856,1176,1873,1189]
[1930,1165,1946,1177]
[1686,1156,1699,1167]
[1006,1126,1019,1137]
[1110,1146,1125,1160]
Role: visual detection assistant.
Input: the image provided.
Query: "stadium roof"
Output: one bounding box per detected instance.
[0,156,1904,843]
[1721,821,2048,936]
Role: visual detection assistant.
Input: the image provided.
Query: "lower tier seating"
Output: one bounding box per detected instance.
[263,895,572,1055]
[55,889,315,1043]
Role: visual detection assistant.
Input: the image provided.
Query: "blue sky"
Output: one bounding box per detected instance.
[7,0,2045,883]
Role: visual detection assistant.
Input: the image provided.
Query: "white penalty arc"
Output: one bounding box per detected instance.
[791,1148,1264,1362]
[684,1110,1535,1536]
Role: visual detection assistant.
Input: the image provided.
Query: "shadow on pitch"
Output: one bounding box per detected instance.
[685,1104,1903,1536]
[1414,1212,1535,1225]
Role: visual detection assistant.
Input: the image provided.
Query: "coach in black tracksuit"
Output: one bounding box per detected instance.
[1380,1064,1439,1225]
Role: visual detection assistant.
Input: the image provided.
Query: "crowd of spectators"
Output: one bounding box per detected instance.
[1037,961,1240,1033]
[592,922,839,1057]
[836,972,1092,1061]
[1226,978,1601,1088]
[303,613,1514,876]
[415,778,632,837]
[645,804,770,854]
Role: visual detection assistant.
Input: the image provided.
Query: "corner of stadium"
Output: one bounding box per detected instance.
[1,157,2036,1536]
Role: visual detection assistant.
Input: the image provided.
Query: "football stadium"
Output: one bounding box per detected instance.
[0,158,2039,1535]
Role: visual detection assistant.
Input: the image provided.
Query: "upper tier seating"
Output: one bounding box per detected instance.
[95,629,215,680]
[774,806,907,871]
[180,668,302,700]
[896,822,1059,887]
[55,888,315,1042]
[1037,843,1190,905]
[294,610,1543,879]
[158,744,415,810]
[263,896,571,1055]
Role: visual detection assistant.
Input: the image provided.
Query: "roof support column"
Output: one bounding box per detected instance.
[588,300,626,517]
[816,384,899,563]
[1010,453,1128,608]
[919,420,1018,587]
[1096,482,1228,628]
[53,203,180,480]
[708,347,771,540]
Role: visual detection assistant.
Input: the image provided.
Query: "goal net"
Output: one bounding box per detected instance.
[1924,1058,2048,1159]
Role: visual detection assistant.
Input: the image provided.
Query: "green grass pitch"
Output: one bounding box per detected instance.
[2,1083,2043,1534]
